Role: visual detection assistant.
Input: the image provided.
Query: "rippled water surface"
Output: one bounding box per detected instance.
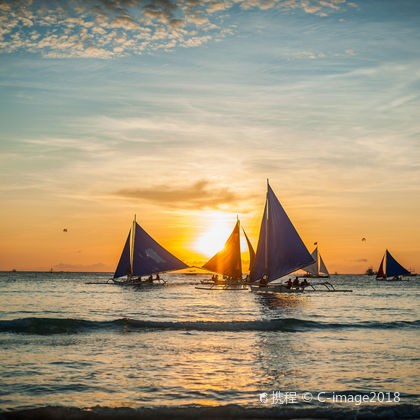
[0,272,419,416]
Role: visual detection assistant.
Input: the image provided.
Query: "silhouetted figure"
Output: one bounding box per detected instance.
[259,274,268,287]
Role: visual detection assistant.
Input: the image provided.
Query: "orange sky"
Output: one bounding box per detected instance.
[0,179,418,273]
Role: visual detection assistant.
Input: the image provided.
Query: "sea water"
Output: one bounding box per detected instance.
[0,272,419,418]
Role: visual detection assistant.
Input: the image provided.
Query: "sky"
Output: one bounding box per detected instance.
[0,0,419,273]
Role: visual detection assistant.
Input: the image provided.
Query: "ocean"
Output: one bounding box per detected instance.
[0,272,419,419]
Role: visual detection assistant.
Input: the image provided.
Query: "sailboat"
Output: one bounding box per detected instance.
[297,246,329,279]
[113,215,188,285]
[242,227,256,276]
[250,181,351,293]
[376,249,410,281]
[196,218,255,290]
[249,181,314,293]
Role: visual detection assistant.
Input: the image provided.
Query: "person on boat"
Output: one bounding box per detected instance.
[300,278,309,289]
[259,274,268,287]
[155,273,160,282]
[148,275,153,283]
[292,278,300,289]
[285,278,293,289]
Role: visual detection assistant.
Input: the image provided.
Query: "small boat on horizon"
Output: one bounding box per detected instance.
[376,249,410,281]
[365,267,376,276]
[112,215,188,286]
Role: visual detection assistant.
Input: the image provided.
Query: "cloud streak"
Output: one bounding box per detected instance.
[114,179,250,209]
[0,0,355,58]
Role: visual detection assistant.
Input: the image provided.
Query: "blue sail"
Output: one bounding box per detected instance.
[113,231,131,278]
[251,184,314,282]
[385,250,410,277]
[250,200,268,281]
[131,222,188,277]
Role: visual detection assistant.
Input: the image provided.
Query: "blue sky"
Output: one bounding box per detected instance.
[0,0,419,271]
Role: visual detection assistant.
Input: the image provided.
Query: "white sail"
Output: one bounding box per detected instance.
[319,254,329,275]
[304,248,319,275]
[303,246,329,277]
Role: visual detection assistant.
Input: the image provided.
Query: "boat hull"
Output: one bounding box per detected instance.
[195,284,249,291]
[250,281,352,294]
[113,278,166,286]
[250,284,304,294]
[376,278,409,282]
[296,274,329,279]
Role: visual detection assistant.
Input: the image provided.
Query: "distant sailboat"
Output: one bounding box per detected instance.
[197,218,255,289]
[376,249,410,281]
[299,246,329,278]
[113,215,188,285]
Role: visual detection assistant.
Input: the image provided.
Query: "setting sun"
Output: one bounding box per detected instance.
[195,222,233,257]
[193,212,239,257]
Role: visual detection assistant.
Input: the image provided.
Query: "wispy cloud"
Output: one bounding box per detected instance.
[114,179,251,209]
[0,0,355,58]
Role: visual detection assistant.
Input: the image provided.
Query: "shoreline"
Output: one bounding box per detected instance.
[1,403,419,420]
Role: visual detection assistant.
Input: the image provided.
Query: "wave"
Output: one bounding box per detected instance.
[0,317,419,335]
[0,403,419,420]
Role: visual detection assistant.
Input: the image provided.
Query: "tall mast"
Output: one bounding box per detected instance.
[237,214,242,278]
[316,244,319,274]
[265,179,269,276]
[130,214,136,277]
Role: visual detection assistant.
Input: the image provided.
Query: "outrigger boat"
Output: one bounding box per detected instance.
[196,281,249,291]
[196,217,255,291]
[111,215,188,286]
[249,181,352,294]
[251,281,352,294]
[376,249,410,281]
